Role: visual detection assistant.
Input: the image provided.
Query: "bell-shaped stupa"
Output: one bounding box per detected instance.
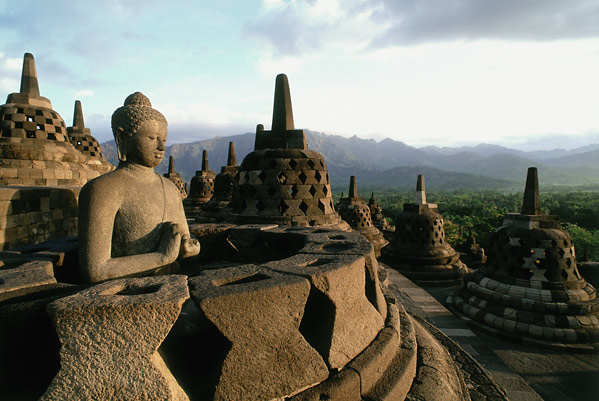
[381,175,468,285]
[196,142,239,222]
[183,149,215,217]
[368,192,390,230]
[451,168,599,347]
[163,156,187,199]
[67,100,113,174]
[0,53,100,186]
[228,74,347,228]
[337,176,388,256]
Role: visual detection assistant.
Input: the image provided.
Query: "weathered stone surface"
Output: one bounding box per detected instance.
[0,259,56,298]
[78,92,199,283]
[41,275,190,401]
[189,265,328,401]
[264,253,384,369]
[407,319,471,401]
[290,369,362,401]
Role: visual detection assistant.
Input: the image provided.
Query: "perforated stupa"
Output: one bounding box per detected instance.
[197,141,238,222]
[0,53,101,186]
[183,149,215,217]
[228,74,347,228]
[451,168,599,346]
[381,175,468,285]
[163,156,188,199]
[337,176,388,256]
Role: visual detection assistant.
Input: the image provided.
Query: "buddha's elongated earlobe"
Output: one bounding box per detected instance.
[115,127,127,162]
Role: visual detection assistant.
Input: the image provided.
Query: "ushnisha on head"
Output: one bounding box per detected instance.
[111,92,168,165]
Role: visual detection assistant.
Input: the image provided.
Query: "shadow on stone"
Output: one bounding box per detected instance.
[299,285,336,367]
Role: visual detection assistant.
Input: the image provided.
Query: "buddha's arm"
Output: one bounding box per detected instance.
[78,181,181,283]
[163,176,200,258]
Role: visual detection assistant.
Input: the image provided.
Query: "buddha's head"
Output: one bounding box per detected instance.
[111,92,168,167]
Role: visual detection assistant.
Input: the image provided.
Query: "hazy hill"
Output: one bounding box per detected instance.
[100,130,599,191]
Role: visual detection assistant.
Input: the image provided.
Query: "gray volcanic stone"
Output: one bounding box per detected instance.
[189,265,328,401]
[263,253,384,369]
[0,259,56,298]
[40,275,190,401]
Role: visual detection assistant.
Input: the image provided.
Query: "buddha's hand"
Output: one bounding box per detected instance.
[159,222,182,265]
[180,236,201,258]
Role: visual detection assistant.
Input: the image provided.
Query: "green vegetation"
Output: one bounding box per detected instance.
[351,190,599,262]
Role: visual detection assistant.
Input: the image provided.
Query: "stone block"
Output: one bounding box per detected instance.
[40,275,190,401]
[189,265,328,401]
[290,369,361,401]
[0,260,56,299]
[263,253,384,369]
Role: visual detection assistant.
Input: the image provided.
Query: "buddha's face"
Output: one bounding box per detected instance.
[123,120,167,168]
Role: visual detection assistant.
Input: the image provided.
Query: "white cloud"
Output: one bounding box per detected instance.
[75,89,94,97]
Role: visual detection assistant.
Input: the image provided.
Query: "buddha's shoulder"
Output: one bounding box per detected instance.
[81,169,130,196]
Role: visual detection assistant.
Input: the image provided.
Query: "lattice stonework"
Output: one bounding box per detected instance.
[1,105,67,141]
[393,212,446,248]
[231,149,338,224]
[69,134,104,159]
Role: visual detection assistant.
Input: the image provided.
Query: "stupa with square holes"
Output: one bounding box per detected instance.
[381,175,468,286]
[450,168,599,347]
[368,192,390,230]
[228,74,348,229]
[0,53,102,186]
[66,100,113,174]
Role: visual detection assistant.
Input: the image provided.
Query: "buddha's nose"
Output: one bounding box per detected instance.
[157,138,165,150]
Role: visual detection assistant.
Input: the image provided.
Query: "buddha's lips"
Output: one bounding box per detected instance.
[154,152,164,158]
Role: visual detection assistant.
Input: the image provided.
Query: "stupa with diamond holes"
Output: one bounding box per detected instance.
[0,53,101,186]
[66,100,113,174]
[381,174,468,285]
[337,176,388,256]
[368,192,390,230]
[197,141,239,222]
[183,149,216,217]
[451,168,599,346]
[163,156,187,199]
[228,74,348,228]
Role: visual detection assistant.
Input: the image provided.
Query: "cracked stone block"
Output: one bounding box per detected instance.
[189,264,328,401]
[40,275,190,401]
[0,260,56,299]
[263,253,384,370]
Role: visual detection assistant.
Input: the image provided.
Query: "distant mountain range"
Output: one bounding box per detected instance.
[100,131,599,192]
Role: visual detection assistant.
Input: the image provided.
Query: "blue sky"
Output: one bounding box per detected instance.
[1,0,598,150]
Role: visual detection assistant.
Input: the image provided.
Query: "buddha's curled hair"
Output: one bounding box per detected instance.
[111,92,167,136]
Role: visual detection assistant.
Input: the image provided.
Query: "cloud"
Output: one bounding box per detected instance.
[244,0,599,56]
[369,0,599,47]
[75,89,94,97]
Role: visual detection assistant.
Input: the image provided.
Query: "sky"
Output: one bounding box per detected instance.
[1,0,598,150]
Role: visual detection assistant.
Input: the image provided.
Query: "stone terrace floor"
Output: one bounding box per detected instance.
[383,263,599,401]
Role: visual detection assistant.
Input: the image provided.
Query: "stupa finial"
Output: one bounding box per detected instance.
[349,176,358,198]
[19,53,40,97]
[415,175,427,205]
[271,73,294,133]
[202,150,209,171]
[521,167,540,215]
[168,155,175,174]
[227,142,237,166]
[73,100,85,129]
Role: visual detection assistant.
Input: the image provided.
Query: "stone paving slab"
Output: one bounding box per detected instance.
[383,264,544,401]
[384,264,599,401]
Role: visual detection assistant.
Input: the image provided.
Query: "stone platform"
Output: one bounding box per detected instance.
[0,224,505,400]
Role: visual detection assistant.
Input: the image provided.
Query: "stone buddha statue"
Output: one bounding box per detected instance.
[78,92,200,283]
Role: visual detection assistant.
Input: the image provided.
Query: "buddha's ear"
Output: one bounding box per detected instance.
[114,127,127,162]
